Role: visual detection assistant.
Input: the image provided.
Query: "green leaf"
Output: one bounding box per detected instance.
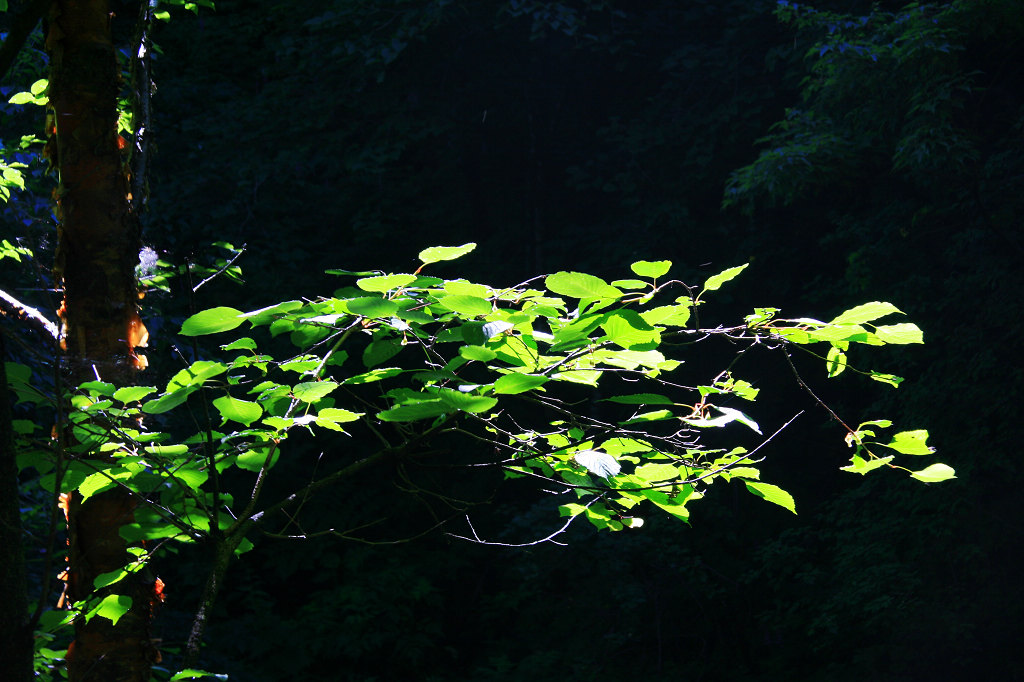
[316,407,363,423]
[459,345,497,362]
[630,260,672,278]
[909,463,956,483]
[840,455,894,475]
[346,296,399,318]
[438,294,492,316]
[874,323,924,344]
[112,386,156,403]
[143,444,189,457]
[93,568,128,590]
[826,346,847,377]
[418,243,477,265]
[221,337,257,351]
[212,395,263,426]
[167,361,228,392]
[241,300,303,326]
[829,301,903,325]
[744,481,796,513]
[604,393,673,406]
[884,430,935,455]
[434,388,498,413]
[869,371,904,387]
[600,310,659,348]
[443,279,490,297]
[79,381,116,396]
[170,669,229,681]
[355,274,416,292]
[611,279,650,289]
[292,381,339,403]
[342,367,404,384]
[544,272,623,300]
[683,406,761,434]
[180,307,245,335]
[634,462,679,481]
[378,400,450,422]
[141,388,196,414]
[90,594,132,626]
[621,409,675,425]
[493,373,549,394]
[639,305,690,327]
[702,264,748,292]
[237,447,278,472]
[363,337,403,368]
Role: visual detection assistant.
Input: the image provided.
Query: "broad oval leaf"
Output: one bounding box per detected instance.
[90,594,132,626]
[378,400,450,422]
[180,307,245,336]
[884,429,934,455]
[493,373,549,394]
[438,294,492,316]
[874,323,924,344]
[544,272,623,300]
[346,297,399,318]
[113,386,157,403]
[292,381,339,403]
[630,260,671,278]
[909,463,956,483]
[356,274,417,292]
[418,243,477,265]
[744,481,796,513]
[212,395,263,426]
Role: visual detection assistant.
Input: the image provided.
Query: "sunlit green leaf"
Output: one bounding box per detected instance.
[634,462,678,481]
[874,323,924,344]
[113,386,156,403]
[829,301,902,325]
[418,243,477,265]
[180,307,245,335]
[826,345,847,377]
[884,429,934,455]
[544,271,623,300]
[212,395,263,426]
[378,400,449,422]
[744,481,796,513]
[292,381,339,403]
[438,294,492,316]
[356,274,416,292]
[603,393,673,405]
[459,345,497,361]
[89,594,132,626]
[639,305,690,327]
[840,455,894,474]
[630,260,672,278]
[869,371,904,387]
[493,373,549,394]
[702,263,748,292]
[909,463,956,483]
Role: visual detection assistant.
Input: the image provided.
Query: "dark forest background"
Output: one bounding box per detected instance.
[3,0,1023,679]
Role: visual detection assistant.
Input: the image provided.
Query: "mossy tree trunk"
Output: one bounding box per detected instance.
[46,1,154,680]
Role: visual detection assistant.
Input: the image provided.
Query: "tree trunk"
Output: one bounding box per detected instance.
[46,1,155,680]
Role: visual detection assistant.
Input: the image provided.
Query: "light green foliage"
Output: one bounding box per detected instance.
[8,249,951,662]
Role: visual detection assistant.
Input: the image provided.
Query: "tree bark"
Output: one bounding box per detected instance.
[46,2,155,680]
